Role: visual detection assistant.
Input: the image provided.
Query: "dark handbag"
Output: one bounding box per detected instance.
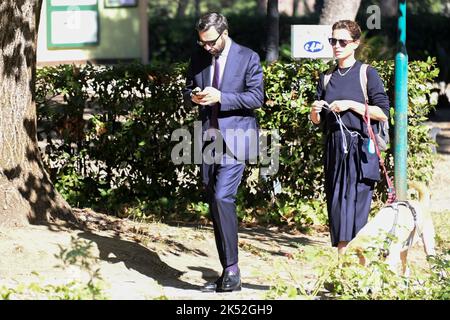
[359,137,381,182]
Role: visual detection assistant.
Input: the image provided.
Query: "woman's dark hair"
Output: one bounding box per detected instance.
[332,20,361,40]
[196,12,228,34]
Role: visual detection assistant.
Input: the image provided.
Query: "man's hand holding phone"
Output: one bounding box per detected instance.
[191,87,207,104]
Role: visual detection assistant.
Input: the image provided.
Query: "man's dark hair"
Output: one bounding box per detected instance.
[196,12,228,34]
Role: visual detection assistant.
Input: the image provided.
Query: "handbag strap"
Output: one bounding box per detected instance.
[363,103,397,204]
[359,64,369,103]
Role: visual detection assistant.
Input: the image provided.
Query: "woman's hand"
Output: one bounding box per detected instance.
[329,100,352,113]
[312,100,327,114]
[310,100,327,124]
[329,100,388,121]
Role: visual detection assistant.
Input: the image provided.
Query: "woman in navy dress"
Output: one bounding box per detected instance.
[310,20,390,255]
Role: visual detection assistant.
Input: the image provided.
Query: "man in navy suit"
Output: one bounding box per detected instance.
[183,12,264,292]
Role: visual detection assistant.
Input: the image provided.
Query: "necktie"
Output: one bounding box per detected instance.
[210,57,220,129]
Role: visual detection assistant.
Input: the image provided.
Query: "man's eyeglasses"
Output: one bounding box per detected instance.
[328,38,354,47]
[197,32,223,47]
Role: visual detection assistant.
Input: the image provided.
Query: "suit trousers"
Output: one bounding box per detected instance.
[201,146,245,268]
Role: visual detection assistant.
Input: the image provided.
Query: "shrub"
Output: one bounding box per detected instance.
[37,62,199,216]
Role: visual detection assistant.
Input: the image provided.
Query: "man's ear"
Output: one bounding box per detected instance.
[223,29,229,37]
[354,39,361,49]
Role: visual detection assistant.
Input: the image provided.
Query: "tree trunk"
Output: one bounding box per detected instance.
[265,0,279,63]
[176,0,190,18]
[381,0,397,17]
[314,0,325,15]
[0,0,74,227]
[293,0,299,16]
[293,0,316,16]
[256,0,266,15]
[194,0,200,18]
[319,0,362,25]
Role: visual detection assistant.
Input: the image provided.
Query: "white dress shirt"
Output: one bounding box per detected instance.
[210,37,232,88]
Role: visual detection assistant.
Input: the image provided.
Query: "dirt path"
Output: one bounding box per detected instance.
[0,211,332,300]
[427,106,450,213]
[1,108,449,300]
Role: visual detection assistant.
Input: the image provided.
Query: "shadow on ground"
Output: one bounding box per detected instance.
[78,231,204,291]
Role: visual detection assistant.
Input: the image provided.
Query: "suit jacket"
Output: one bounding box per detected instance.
[183,41,264,162]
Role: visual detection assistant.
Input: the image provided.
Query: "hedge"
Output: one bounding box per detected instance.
[36,57,439,229]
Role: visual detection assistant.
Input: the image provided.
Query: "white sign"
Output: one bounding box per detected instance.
[291,25,334,59]
[51,10,98,44]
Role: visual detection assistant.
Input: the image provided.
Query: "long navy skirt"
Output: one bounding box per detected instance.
[324,130,377,247]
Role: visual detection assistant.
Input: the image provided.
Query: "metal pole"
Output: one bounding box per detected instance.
[394,0,408,200]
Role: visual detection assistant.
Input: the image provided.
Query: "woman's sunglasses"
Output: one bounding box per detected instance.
[328,38,354,47]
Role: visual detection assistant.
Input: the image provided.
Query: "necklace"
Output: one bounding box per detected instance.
[337,62,356,76]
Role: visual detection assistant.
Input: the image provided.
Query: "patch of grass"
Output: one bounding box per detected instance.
[0,237,108,300]
[263,229,449,300]
[325,252,449,300]
[293,244,335,265]
[239,241,271,260]
[262,245,336,300]
[432,211,450,252]
[263,257,331,300]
